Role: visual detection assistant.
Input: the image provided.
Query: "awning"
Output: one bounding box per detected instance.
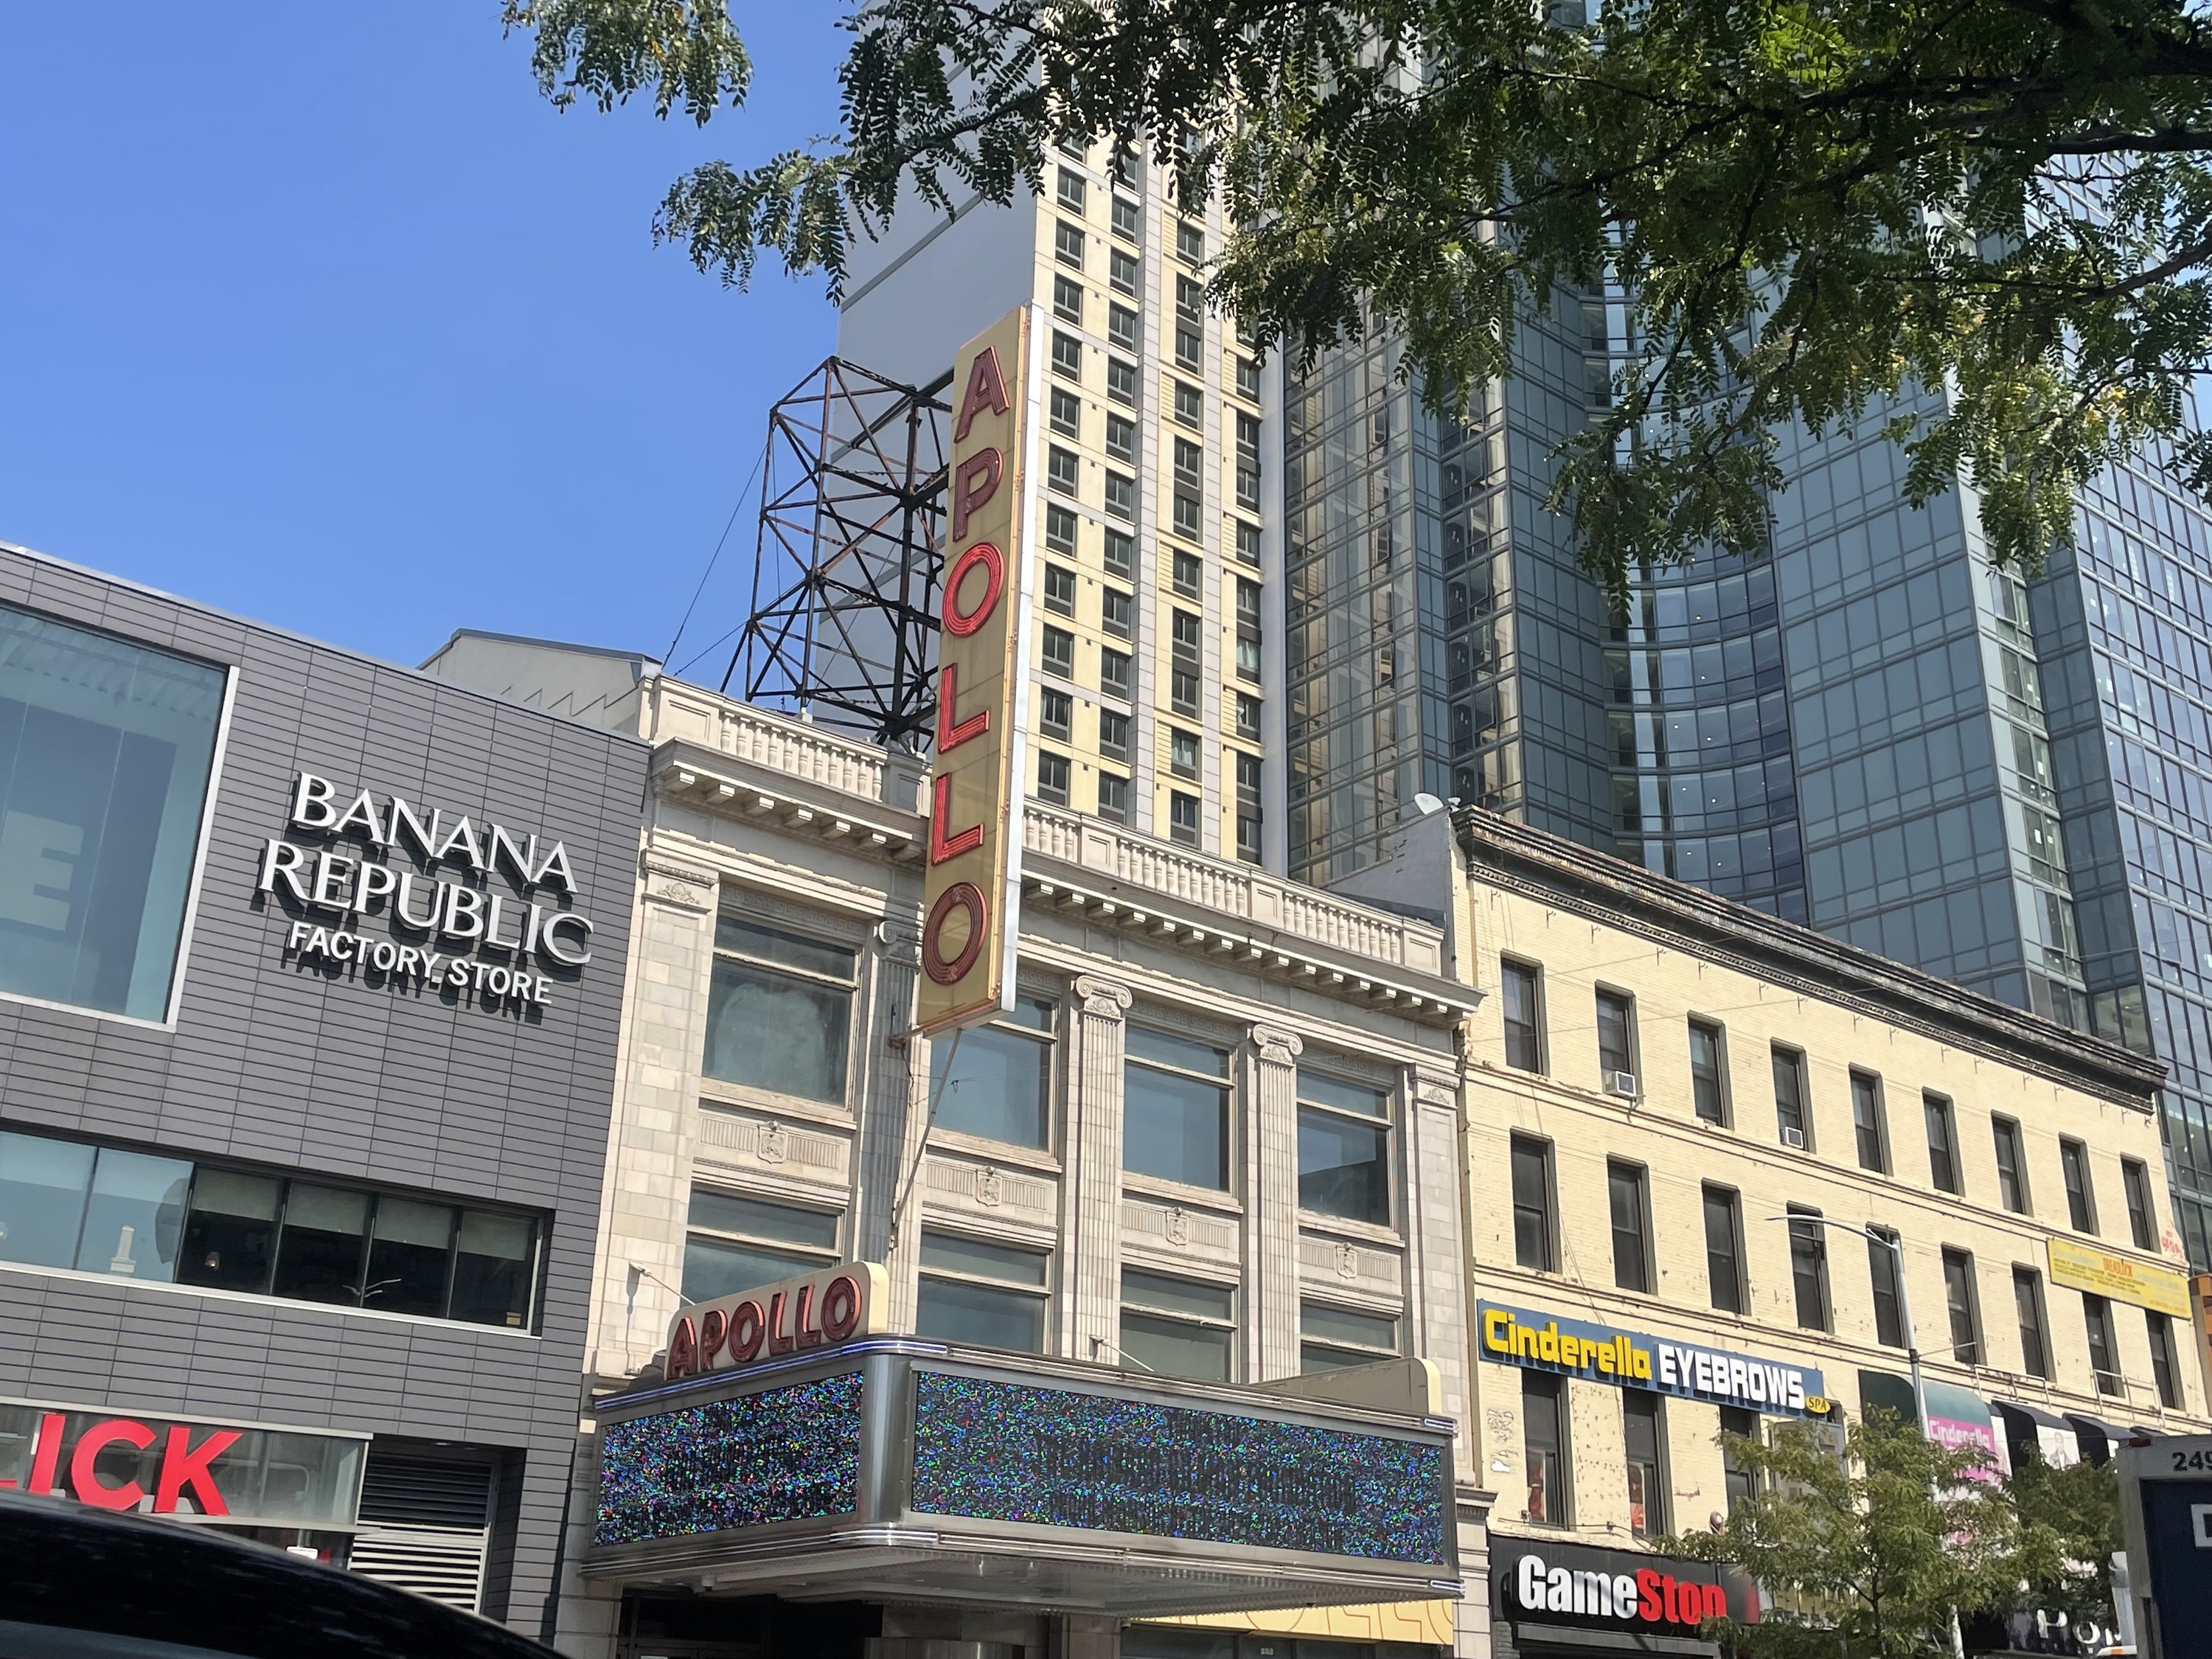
[2064,1413,2130,1466]
[1992,1402,2079,1471]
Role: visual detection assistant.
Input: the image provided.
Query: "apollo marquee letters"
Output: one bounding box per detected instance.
[662,1262,889,1382]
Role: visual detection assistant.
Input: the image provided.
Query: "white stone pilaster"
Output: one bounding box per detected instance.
[1059,975,1131,1362]
[1248,1022,1303,1381]
[1408,1062,1476,1477]
[856,922,922,1326]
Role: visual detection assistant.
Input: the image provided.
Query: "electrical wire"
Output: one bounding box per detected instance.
[663,445,768,665]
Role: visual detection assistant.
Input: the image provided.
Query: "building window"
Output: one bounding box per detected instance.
[1106,356,1137,405]
[1049,385,1081,437]
[1609,1161,1652,1293]
[1501,960,1543,1071]
[1124,1026,1230,1190]
[1523,1373,1569,1526]
[1720,1405,1761,1514]
[1688,1020,1728,1124]
[2149,1311,2183,1408]
[0,1125,542,1329]
[1235,518,1261,565]
[1772,1047,1810,1150]
[1868,1227,1905,1348]
[1172,549,1203,596]
[1051,330,1082,378]
[2124,1157,2159,1250]
[1173,380,1203,427]
[2014,1266,2051,1378]
[2082,1293,2121,1395]
[1168,790,1200,846]
[1038,686,1072,742]
[1787,1206,1831,1331]
[1301,1301,1399,1372]
[1234,692,1262,741]
[1119,1268,1234,1381]
[1043,563,1077,615]
[1234,751,1262,866]
[1046,502,1078,554]
[1104,471,1135,520]
[1297,1071,1391,1225]
[0,602,226,1023]
[1596,990,1636,1088]
[1169,728,1200,778]
[1942,1247,1981,1366]
[1623,1390,1667,1538]
[1989,1117,2029,1214]
[1176,220,1204,264]
[1100,647,1131,698]
[1850,1071,1888,1172]
[1098,708,1130,758]
[1041,625,1074,679]
[1036,750,1071,804]
[1053,273,1084,324]
[930,997,1054,1150]
[917,1231,1048,1352]
[1102,528,1133,578]
[1107,302,1139,352]
[1175,326,1202,371]
[1048,445,1079,495]
[1110,246,1140,295]
[1096,771,1128,822]
[1111,195,1139,240]
[684,1188,839,1302]
[1172,435,1201,489]
[703,916,855,1104]
[2061,1138,2098,1232]
[1056,166,1087,212]
[1105,411,1135,463]
[1703,1184,1746,1314]
[1171,672,1200,718]
[1236,355,1262,400]
[1234,410,1262,509]
[1925,1095,1961,1195]
[1054,218,1085,267]
[1512,1133,1556,1271]
[1172,493,1203,542]
[1101,588,1132,639]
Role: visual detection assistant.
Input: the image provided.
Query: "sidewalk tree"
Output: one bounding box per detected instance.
[508,0,2212,590]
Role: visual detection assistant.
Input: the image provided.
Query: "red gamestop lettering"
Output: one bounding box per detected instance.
[1512,1553,1728,1627]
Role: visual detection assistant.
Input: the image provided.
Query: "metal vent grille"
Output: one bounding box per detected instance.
[349,1450,493,1613]
[358,1454,491,1528]
[348,1526,490,1613]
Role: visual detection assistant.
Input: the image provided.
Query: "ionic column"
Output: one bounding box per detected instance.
[1058,974,1131,1363]
[1247,1022,1303,1382]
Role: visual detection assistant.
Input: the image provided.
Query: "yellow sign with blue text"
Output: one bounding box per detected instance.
[1478,1301,1826,1417]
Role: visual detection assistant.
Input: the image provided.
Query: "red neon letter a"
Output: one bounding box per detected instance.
[953,346,1011,442]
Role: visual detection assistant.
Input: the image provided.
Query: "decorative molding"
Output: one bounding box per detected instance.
[717,886,873,946]
[696,1109,848,1177]
[1251,1023,1304,1067]
[1074,975,1133,1020]
[1299,1234,1401,1288]
[925,1157,1054,1214]
[642,858,717,911]
[1123,1197,1237,1254]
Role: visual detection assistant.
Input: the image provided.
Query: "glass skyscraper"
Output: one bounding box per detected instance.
[1289,324,2212,1264]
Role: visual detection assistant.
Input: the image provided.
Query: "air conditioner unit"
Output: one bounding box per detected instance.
[1609,1071,1639,1099]
[1781,1125,1806,1150]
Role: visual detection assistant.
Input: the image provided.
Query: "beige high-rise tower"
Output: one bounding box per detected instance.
[838,142,1284,870]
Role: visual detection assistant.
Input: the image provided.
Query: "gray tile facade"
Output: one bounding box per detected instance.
[0,543,644,1637]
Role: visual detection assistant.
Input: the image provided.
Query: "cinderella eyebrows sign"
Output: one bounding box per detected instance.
[1479,1301,1827,1417]
[917,307,1037,1035]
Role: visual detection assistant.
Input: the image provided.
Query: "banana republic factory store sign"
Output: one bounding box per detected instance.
[256,772,597,1012]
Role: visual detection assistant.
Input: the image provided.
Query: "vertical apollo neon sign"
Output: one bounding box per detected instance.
[917,307,1037,1034]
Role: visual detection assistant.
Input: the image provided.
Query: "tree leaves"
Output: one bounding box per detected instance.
[504,0,750,123]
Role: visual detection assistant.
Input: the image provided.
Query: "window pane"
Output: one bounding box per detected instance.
[1298,1109,1389,1223]
[2149,1312,2181,1408]
[451,1211,535,1328]
[1688,1022,1725,1124]
[1123,1267,1233,1321]
[1926,1099,1958,1194]
[917,1276,1044,1352]
[1773,1049,1807,1142]
[1298,1072,1385,1117]
[1126,1026,1228,1076]
[1303,1302,1397,1352]
[932,1024,1051,1148]
[2126,1161,2158,1251]
[703,956,852,1103]
[74,1147,189,1281]
[681,1234,820,1303]
[0,602,226,1020]
[0,1130,94,1267]
[1868,1233,1904,1348]
[1943,1249,1980,1365]
[1596,992,1634,1077]
[1623,1391,1663,1537]
[364,1198,455,1317]
[1512,1136,1553,1271]
[1609,1164,1649,1293]
[1120,1310,1231,1381]
[1502,963,1541,1070]
[1788,1211,1829,1329]
[1523,1376,1567,1525]
[180,1167,279,1293]
[1994,1121,2027,1214]
[1124,1063,1228,1189]
[2062,1141,2096,1232]
[1851,1074,1886,1171]
[272,1184,369,1304]
[2014,1269,2049,1377]
[688,1189,840,1249]
[919,1231,1048,1285]
[1704,1187,1744,1313]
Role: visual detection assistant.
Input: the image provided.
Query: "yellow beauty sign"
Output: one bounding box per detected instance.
[2047,1236,2189,1317]
[917,307,1034,1035]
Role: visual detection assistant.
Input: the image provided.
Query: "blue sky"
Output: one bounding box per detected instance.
[0,6,846,675]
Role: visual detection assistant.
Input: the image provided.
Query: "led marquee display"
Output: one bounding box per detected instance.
[908,1372,1448,1563]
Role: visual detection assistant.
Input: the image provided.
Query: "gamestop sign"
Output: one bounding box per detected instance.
[917,307,1038,1037]
[0,1401,365,1529]
[1497,1541,1753,1636]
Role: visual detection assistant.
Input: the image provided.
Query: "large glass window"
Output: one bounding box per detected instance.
[1609,1161,1652,1293]
[931,998,1055,1149]
[1124,1027,1230,1190]
[917,1231,1048,1352]
[1688,1020,1728,1124]
[1703,1184,1745,1313]
[0,1126,538,1327]
[1523,1374,1569,1526]
[1512,1134,1556,1271]
[702,916,856,1105]
[681,1188,840,1301]
[1501,960,1543,1071]
[0,602,226,1020]
[1119,1267,1234,1381]
[1296,1070,1391,1224]
[1301,1301,1399,1372]
[1850,1071,1888,1172]
[1623,1390,1666,1538]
